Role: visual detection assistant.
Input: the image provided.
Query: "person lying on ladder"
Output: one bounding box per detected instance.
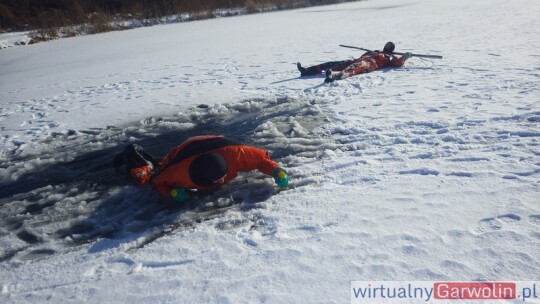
[297,41,412,83]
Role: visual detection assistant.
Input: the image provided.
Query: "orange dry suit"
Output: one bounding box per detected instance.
[150,135,280,197]
[339,51,407,79]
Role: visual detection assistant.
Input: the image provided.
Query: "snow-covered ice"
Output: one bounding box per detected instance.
[0,0,539,303]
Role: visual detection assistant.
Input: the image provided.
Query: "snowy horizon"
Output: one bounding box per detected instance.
[0,0,539,303]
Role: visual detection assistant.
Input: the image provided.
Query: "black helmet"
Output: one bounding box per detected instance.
[189,153,227,186]
[383,42,395,53]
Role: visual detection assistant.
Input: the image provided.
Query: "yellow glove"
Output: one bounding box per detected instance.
[169,188,189,204]
[272,167,289,188]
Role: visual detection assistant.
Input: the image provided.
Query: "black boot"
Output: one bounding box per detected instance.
[297,62,308,76]
[298,62,327,77]
[324,69,345,83]
[324,69,334,83]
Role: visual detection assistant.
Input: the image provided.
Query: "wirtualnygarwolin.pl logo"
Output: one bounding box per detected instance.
[350,281,539,303]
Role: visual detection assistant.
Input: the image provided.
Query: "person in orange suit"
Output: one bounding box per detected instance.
[114,135,289,203]
[296,42,412,82]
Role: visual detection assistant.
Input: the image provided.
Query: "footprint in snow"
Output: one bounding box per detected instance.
[475,213,521,233]
[19,248,56,261]
[529,214,540,226]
